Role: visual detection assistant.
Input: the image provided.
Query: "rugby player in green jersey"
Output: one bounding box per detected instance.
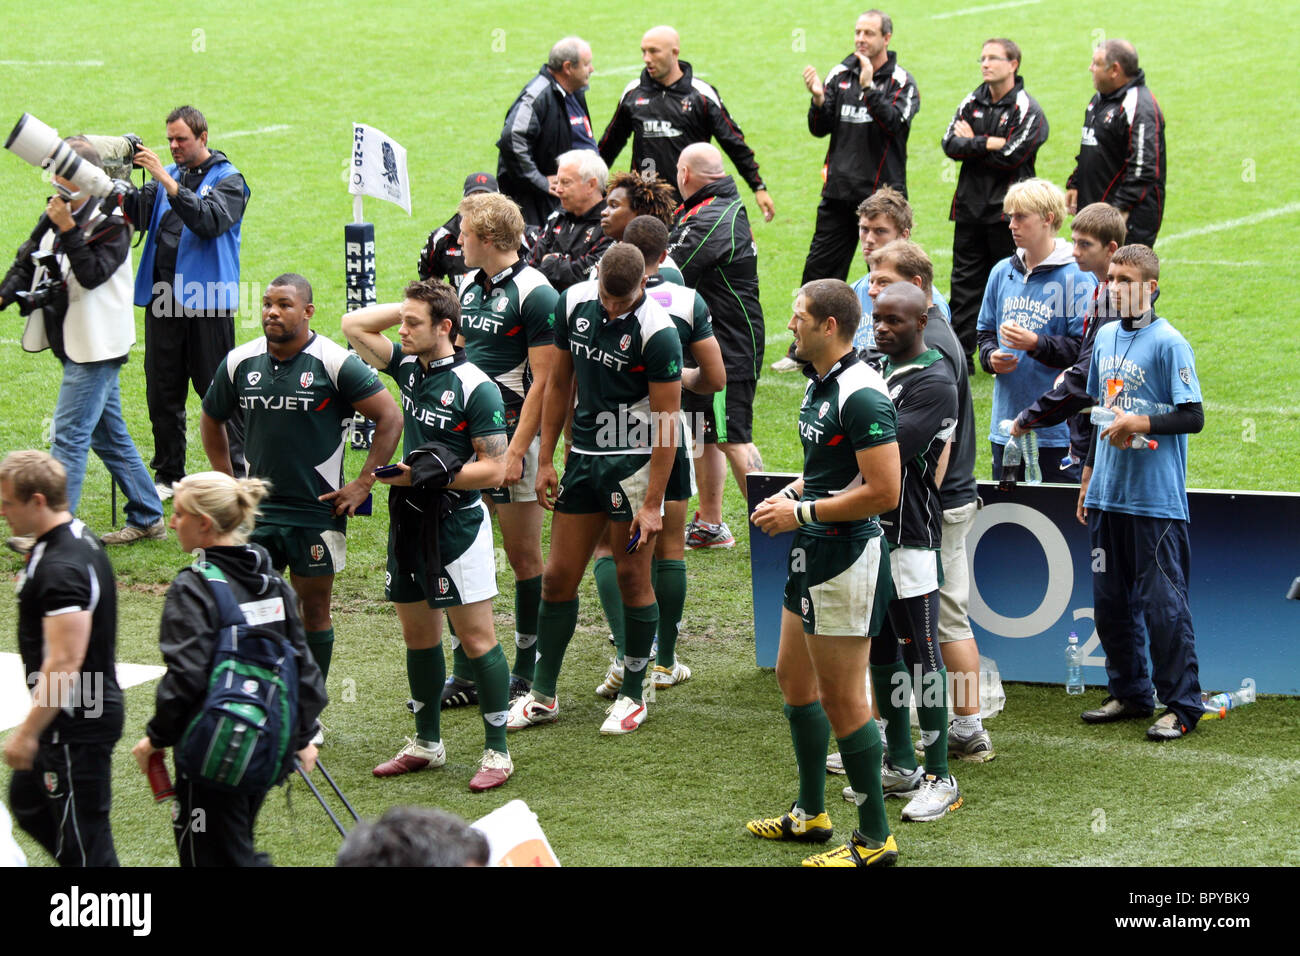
[342,280,516,792]
[506,243,683,735]
[437,192,557,708]
[201,274,402,698]
[589,216,724,699]
[748,278,902,867]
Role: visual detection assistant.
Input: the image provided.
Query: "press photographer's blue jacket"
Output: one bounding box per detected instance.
[133,158,247,312]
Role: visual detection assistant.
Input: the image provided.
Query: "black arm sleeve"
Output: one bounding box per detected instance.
[57,213,130,291]
[976,326,1000,374]
[168,173,247,239]
[119,180,157,233]
[1147,401,1204,436]
[1029,330,1082,369]
[146,577,218,747]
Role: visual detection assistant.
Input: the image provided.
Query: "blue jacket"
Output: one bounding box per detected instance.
[976,239,1095,447]
[133,153,248,313]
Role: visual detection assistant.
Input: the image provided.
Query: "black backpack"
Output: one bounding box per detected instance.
[176,564,300,793]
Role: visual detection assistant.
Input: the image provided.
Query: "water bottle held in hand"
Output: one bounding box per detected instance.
[1089,406,1158,450]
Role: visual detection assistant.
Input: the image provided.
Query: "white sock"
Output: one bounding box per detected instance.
[951,713,983,735]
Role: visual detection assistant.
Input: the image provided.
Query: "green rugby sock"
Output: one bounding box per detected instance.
[918,667,950,778]
[406,647,444,743]
[306,628,334,682]
[785,701,831,817]
[871,661,918,770]
[512,575,542,682]
[468,644,511,753]
[838,721,890,843]
[593,556,626,658]
[621,602,659,702]
[653,559,686,667]
[448,618,475,684]
[531,598,579,699]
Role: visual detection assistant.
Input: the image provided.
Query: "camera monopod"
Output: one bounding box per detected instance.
[295,756,360,838]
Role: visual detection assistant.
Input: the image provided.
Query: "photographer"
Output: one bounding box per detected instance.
[0,137,164,550]
[121,105,249,499]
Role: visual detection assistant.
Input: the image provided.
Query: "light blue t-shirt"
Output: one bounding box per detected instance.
[1084,316,1201,521]
[851,274,951,351]
[977,247,1096,447]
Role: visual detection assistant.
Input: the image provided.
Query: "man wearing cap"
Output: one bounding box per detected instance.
[497,36,596,228]
[418,173,529,284]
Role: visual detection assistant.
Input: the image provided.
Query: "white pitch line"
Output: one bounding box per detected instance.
[1158,201,1300,244]
[0,59,103,67]
[930,0,1041,20]
[220,124,293,139]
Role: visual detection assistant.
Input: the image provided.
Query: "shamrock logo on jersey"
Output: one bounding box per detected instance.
[667,360,679,375]
[868,422,883,438]
[247,371,261,386]
[547,314,555,328]
[440,390,455,407]
[300,371,314,389]
[493,410,505,426]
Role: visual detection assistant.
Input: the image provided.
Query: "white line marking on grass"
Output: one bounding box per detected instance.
[1158,202,1300,243]
[0,59,103,67]
[930,0,1041,20]
[221,124,293,139]
[1,652,165,732]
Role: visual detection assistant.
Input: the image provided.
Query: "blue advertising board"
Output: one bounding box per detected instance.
[747,475,1300,695]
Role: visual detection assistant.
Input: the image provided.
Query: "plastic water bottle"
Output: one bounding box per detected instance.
[1065,632,1084,695]
[1089,406,1159,450]
[997,419,1022,489]
[1022,429,1042,484]
[1203,682,1256,712]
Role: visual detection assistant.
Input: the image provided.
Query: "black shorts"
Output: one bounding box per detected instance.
[683,379,755,445]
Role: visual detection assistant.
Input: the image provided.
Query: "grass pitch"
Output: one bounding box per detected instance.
[1,0,1298,867]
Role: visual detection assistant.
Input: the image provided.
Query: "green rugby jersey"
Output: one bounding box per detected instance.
[456,260,557,435]
[798,352,898,541]
[204,333,385,529]
[381,344,506,510]
[553,279,683,455]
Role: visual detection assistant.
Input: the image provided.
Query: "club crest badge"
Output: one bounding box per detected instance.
[493,295,510,313]
[300,371,314,389]
[241,679,259,694]
[801,597,810,617]
[1179,367,1192,385]
[43,772,58,794]
[438,577,450,595]
[619,334,632,351]
[310,544,325,561]
[441,389,455,406]
[818,401,830,418]
[611,492,623,509]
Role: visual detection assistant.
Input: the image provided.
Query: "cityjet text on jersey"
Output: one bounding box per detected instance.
[238,395,319,412]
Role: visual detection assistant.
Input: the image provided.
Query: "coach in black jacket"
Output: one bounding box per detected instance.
[800,12,918,283]
[599,26,774,221]
[496,38,595,228]
[942,39,1047,359]
[526,150,613,292]
[1066,40,1166,247]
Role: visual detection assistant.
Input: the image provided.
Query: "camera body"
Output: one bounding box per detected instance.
[13,249,66,318]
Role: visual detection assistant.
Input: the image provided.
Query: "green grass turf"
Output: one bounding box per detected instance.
[1,0,1298,866]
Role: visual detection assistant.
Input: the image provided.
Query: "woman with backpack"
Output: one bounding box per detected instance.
[131,472,327,866]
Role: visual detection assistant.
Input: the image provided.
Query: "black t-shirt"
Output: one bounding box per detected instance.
[16,519,123,744]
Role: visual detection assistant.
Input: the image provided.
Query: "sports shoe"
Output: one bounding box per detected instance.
[651,660,691,688]
[5,535,33,555]
[684,513,703,542]
[1147,710,1191,741]
[686,516,735,550]
[310,720,326,747]
[948,727,996,763]
[373,737,446,777]
[101,520,166,546]
[826,752,845,775]
[881,759,925,798]
[900,773,963,822]
[801,831,898,867]
[507,675,532,703]
[468,749,513,792]
[599,694,647,735]
[595,658,624,699]
[154,481,174,501]
[747,803,833,843]
[770,355,802,372]
[506,690,559,730]
[440,676,478,709]
[1081,696,1154,724]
